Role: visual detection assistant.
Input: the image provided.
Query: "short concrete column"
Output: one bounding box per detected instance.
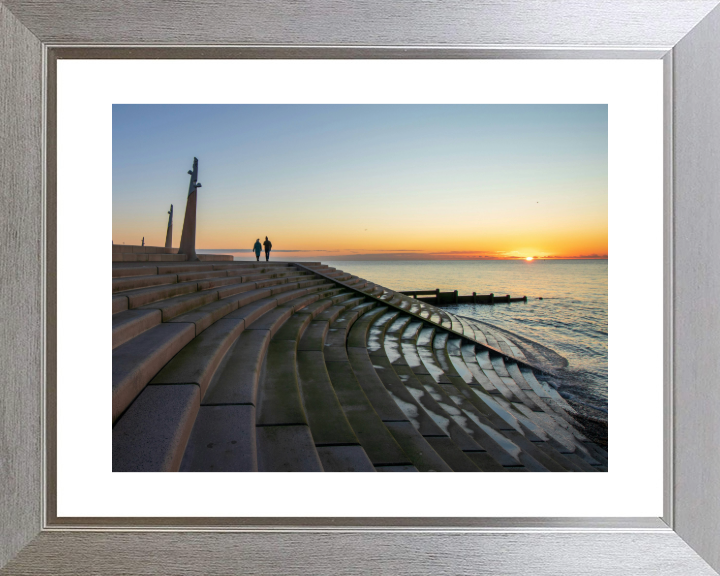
[435,288,440,305]
[454,290,458,304]
[505,294,511,303]
[523,295,527,302]
[472,291,476,304]
[489,293,494,304]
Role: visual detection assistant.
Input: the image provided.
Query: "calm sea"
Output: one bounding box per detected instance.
[324,260,608,416]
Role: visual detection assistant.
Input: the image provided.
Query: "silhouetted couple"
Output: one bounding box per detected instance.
[253,236,272,262]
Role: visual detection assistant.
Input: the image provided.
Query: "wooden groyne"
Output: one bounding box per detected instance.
[400,289,527,305]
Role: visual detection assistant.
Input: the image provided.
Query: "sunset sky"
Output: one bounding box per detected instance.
[112,104,607,260]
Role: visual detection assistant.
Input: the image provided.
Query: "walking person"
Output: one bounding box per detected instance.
[263,236,272,261]
[252,238,262,262]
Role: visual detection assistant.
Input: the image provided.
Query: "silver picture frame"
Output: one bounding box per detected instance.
[2,1,720,573]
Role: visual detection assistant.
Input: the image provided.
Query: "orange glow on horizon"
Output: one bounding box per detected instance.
[113,188,607,260]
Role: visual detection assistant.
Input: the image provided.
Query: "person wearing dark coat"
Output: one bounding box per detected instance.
[252,238,262,262]
[263,236,272,261]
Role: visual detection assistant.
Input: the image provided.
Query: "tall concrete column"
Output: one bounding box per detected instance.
[178,157,202,261]
[164,204,173,249]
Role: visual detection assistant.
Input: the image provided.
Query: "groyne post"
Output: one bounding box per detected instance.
[489,293,494,304]
[472,291,476,304]
[454,290,458,304]
[178,157,202,261]
[435,288,440,305]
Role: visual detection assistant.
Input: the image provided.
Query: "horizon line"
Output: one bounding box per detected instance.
[195,250,608,261]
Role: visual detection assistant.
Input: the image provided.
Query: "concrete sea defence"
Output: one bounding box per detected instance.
[112,244,234,262]
[111,254,607,472]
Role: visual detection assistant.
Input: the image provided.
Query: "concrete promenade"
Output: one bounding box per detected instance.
[112,251,607,472]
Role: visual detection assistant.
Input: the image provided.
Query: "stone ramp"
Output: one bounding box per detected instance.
[111,260,607,472]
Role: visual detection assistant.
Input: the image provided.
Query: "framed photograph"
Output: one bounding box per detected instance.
[2,1,720,574]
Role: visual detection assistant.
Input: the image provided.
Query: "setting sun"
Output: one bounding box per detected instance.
[526,256,534,261]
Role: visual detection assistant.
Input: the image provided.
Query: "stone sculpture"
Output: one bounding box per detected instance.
[178,157,202,260]
[165,204,173,249]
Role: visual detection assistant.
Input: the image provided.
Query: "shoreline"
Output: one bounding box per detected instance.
[567,399,609,448]
[457,315,569,371]
[458,314,609,430]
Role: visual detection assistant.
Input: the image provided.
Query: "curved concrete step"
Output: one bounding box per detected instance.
[444,311,465,334]
[113,273,178,293]
[252,292,332,472]
[112,295,129,314]
[177,269,236,283]
[256,425,323,472]
[489,355,543,410]
[366,310,401,356]
[323,302,376,362]
[295,314,376,472]
[176,290,334,472]
[155,263,215,275]
[113,265,309,310]
[112,309,161,349]
[121,280,200,310]
[417,377,519,471]
[113,265,161,278]
[316,445,375,472]
[297,351,359,445]
[202,329,270,407]
[112,261,293,280]
[368,314,483,471]
[347,306,388,348]
[439,376,543,470]
[382,315,412,365]
[323,310,413,469]
[113,383,199,472]
[140,289,220,322]
[197,270,311,291]
[456,315,475,339]
[112,322,196,424]
[419,334,564,470]
[150,318,245,397]
[506,362,568,417]
[391,368,483,472]
[256,336,308,414]
[210,262,298,271]
[443,346,588,472]
[522,368,579,417]
[395,329,520,472]
[180,404,257,472]
[468,322,488,346]
[114,285,334,471]
[324,359,412,468]
[474,348,517,401]
[345,308,453,472]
